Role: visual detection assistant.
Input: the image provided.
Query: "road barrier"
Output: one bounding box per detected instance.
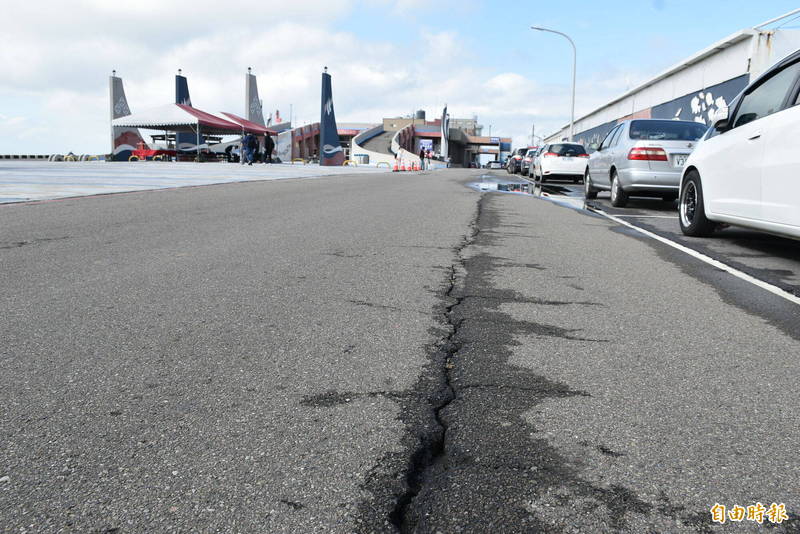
[342,159,357,166]
[0,154,51,160]
[128,156,139,162]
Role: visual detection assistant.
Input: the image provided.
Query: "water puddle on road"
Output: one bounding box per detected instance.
[468,174,588,210]
[468,174,533,195]
[533,182,587,210]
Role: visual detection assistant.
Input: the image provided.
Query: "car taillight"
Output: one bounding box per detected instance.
[577,153,589,158]
[628,147,667,161]
[543,152,558,157]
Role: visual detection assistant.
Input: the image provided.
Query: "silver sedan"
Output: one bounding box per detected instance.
[584,119,708,207]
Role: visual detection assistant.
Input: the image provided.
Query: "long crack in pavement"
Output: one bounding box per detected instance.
[360,193,730,533]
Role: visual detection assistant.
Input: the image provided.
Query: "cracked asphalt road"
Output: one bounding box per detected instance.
[406,184,800,533]
[0,170,476,533]
[2,168,799,533]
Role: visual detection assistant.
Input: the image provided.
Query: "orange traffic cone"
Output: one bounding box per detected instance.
[400,161,406,172]
[393,161,399,172]
[413,162,419,171]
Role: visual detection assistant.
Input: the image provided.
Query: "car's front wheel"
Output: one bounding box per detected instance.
[584,169,597,199]
[610,172,628,207]
[679,170,716,237]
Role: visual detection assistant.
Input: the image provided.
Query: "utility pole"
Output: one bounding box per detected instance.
[531,26,577,141]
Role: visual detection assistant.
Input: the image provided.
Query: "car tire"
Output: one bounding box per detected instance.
[679,170,716,237]
[610,172,628,207]
[584,170,598,199]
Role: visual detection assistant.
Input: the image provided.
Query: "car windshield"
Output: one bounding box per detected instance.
[549,144,586,156]
[629,120,707,141]
[515,148,527,156]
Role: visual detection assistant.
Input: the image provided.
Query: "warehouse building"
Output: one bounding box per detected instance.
[545,12,800,147]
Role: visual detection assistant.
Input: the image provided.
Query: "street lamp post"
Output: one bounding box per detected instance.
[531,26,576,141]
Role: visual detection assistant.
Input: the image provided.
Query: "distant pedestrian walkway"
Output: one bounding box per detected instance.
[0,161,389,204]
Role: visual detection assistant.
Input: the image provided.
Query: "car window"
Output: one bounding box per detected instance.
[629,120,707,141]
[598,126,619,151]
[733,61,800,128]
[609,125,625,147]
[549,144,586,156]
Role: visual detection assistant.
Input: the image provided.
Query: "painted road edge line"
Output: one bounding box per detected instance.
[613,215,677,219]
[589,206,800,306]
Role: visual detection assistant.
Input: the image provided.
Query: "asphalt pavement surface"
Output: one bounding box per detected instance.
[2,169,799,533]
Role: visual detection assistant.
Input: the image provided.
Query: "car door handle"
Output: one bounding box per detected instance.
[748,133,761,141]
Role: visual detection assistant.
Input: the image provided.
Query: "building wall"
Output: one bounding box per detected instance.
[382,118,428,132]
[546,29,800,145]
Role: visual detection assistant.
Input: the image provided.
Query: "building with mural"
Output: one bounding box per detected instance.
[545,21,800,148]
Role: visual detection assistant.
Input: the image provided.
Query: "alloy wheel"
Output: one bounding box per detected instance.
[680,181,697,228]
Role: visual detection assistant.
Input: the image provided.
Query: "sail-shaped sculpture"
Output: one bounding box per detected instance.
[109,72,145,160]
[175,72,197,151]
[319,69,345,166]
[245,70,266,126]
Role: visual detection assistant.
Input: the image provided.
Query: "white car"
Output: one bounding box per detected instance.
[487,160,503,169]
[533,143,589,183]
[679,49,800,239]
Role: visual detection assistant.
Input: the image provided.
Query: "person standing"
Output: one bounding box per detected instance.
[245,133,257,165]
[418,147,426,170]
[240,135,250,165]
[263,134,275,164]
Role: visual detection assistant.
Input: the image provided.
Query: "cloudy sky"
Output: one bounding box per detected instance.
[1,0,799,154]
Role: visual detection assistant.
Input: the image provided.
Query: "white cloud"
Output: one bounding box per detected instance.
[0,0,638,154]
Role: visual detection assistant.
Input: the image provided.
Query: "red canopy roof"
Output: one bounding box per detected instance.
[219,112,275,135]
[177,104,243,131]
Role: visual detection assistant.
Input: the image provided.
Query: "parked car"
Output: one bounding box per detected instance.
[584,119,707,207]
[530,146,544,178]
[487,160,503,169]
[520,148,537,176]
[679,50,800,239]
[532,143,589,183]
[506,147,533,174]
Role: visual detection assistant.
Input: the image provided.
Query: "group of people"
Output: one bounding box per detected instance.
[418,147,434,170]
[238,133,275,165]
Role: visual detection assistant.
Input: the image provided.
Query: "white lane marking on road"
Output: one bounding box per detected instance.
[590,207,800,307]
[613,215,677,219]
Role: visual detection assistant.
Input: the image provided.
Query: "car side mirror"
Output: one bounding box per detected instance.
[711,106,730,131]
[588,143,598,151]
